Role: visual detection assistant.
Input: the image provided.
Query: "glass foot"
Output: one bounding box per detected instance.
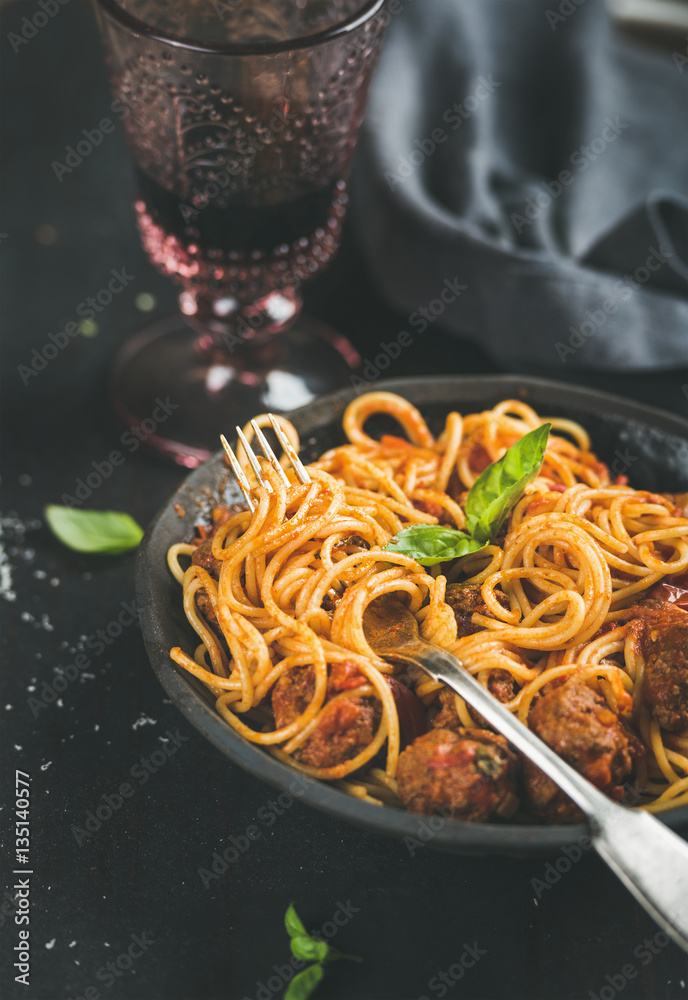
[109,314,361,467]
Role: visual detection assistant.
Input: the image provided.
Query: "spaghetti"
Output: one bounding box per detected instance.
[167,392,688,821]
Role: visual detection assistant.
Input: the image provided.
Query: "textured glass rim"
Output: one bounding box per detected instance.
[96,0,387,55]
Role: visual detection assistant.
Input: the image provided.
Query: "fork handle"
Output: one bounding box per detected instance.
[401,644,688,952]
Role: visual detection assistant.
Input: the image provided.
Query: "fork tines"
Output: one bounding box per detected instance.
[219,433,256,512]
[220,413,311,512]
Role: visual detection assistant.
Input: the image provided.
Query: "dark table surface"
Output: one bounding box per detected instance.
[2,3,688,999]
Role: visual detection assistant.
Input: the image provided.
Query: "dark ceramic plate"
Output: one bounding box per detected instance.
[136,376,688,856]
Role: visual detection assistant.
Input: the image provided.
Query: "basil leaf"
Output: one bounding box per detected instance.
[284,963,324,1000]
[464,423,551,542]
[384,525,486,566]
[323,946,362,964]
[44,505,144,555]
[284,904,309,940]
[290,935,329,963]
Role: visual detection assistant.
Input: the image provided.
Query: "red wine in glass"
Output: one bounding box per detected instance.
[135,170,348,306]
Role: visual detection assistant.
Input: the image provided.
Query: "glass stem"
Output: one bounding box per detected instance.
[180,286,303,362]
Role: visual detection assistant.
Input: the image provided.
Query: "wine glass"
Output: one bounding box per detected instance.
[95,0,389,467]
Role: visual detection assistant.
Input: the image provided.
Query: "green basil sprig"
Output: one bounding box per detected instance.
[464,422,551,541]
[283,904,361,1000]
[384,423,551,566]
[383,525,486,567]
[44,505,144,555]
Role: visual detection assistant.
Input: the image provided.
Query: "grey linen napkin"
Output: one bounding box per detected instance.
[353,0,688,371]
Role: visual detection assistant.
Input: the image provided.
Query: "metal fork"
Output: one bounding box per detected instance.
[220,413,311,512]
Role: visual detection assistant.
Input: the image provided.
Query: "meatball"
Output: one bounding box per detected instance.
[272,661,374,769]
[522,681,642,824]
[445,584,510,639]
[631,601,688,732]
[190,502,248,627]
[191,537,222,577]
[190,538,221,627]
[487,670,518,703]
[396,728,520,821]
[195,589,217,629]
[431,671,517,733]
[522,759,582,824]
[189,539,220,627]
